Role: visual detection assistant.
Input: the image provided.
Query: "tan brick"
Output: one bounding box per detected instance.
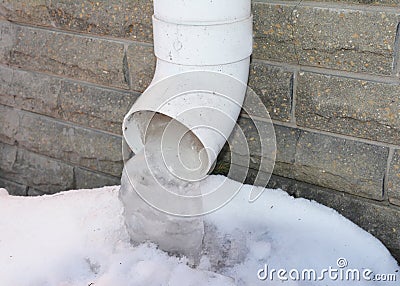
[253,2,399,75]
[296,72,400,145]
[5,25,127,89]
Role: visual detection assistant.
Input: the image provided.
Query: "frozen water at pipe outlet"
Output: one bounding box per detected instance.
[120,113,209,264]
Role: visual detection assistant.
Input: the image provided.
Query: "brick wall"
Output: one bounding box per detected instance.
[0,1,399,261]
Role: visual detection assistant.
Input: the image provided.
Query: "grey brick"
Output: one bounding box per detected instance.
[218,118,299,180]
[0,141,17,172]
[216,131,257,173]
[0,21,16,63]
[27,188,46,196]
[232,121,300,179]
[0,67,139,134]
[12,70,60,113]
[247,62,293,122]
[253,3,399,75]
[5,25,127,89]
[1,0,154,43]
[212,158,273,188]
[273,124,300,178]
[0,105,18,145]
[0,65,13,96]
[229,117,276,173]
[0,177,27,196]
[15,111,123,177]
[58,81,138,135]
[220,163,272,187]
[74,167,120,190]
[0,67,61,116]
[53,0,153,42]
[388,150,400,206]
[0,1,51,26]
[294,131,388,200]
[127,43,156,92]
[268,175,400,263]
[230,117,261,160]
[296,72,400,145]
[0,142,74,194]
[253,4,298,64]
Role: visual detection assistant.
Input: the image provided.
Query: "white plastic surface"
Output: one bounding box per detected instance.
[151,58,250,85]
[154,0,251,24]
[123,71,247,173]
[153,16,253,65]
[123,0,253,176]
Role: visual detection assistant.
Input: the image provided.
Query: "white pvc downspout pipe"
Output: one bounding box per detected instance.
[122,0,253,178]
[120,0,253,264]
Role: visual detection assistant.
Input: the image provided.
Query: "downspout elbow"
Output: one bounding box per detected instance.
[123,0,253,178]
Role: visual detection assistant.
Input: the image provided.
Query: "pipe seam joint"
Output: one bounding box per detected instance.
[153,15,253,66]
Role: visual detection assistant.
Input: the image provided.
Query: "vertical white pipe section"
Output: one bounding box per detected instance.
[123,0,253,174]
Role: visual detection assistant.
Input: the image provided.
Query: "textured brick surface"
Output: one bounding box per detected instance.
[215,162,273,187]
[253,2,399,75]
[221,119,388,199]
[18,113,124,177]
[74,167,120,190]
[273,124,300,178]
[0,142,74,194]
[126,43,156,92]
[295,131,388,200]
[59,81,138,134]
[0,67,138,134]
[0,0,50,26]
[1,0,154,43]
[229,117,276,173]
[3,110,124,177]
[0,66,61,116]
[388,150,400,206]
[247,62,293,122]
[0,177,27,196]
[0,104,18,145]
[0,21,16,63]
[235,121,300,179]
[217,124,259,172]
[0,141,17,173]
[267,175,400,263]
[27,188,47,196]
[3,25,127,89]
[253,3,298,64]
[219,118,300,179]
[0,64,12,95]
[296,72,400,144]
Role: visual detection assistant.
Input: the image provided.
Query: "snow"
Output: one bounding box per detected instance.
[0,175,398,285]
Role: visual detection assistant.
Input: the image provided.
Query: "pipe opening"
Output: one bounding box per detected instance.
[125,111,210,182]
